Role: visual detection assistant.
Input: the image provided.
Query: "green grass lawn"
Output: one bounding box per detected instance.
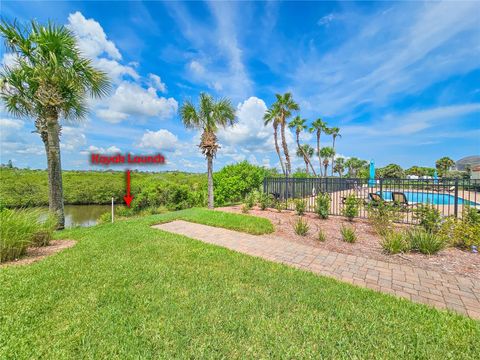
[0,208,478,359]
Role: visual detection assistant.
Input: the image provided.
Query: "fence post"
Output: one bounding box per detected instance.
[454,179,459,218]
[379,178,383,197]
[263,177,267,194]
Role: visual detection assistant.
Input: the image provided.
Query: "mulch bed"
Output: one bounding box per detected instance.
[218,205,480,280]
[0,240,76,268]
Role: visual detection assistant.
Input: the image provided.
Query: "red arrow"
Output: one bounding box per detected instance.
[123,169,133,207]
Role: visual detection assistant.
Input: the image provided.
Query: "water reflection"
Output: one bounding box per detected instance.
[62,205,112,228]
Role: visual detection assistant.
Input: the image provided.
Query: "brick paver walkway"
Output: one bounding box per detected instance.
[154,221,480,319]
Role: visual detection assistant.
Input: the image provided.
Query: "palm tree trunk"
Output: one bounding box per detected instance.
[207,155,214,209]
[317,132,322,177]
[305,159,309,174]
[331,137,336,176]
[280,122,291,176]
[46,114,65,229]
[273,124,286,176]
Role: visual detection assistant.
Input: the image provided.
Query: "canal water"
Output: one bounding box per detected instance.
[62,205,112,228]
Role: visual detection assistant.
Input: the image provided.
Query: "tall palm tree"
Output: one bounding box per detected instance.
[326,126,341,176]
[333,157,345,177]
[272,92,299,176]
[309,118,327,177]
[288,116,317,176]
[319,147,335,177]
[264,104,286,176]
[435,156,455,177]
[296,144,314,174]
[180,93,235,209]
[0,20,110,229]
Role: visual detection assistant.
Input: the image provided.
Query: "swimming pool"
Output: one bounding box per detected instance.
[379,191,479,206]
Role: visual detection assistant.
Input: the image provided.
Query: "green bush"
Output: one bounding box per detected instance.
[407,228,446,255]
[213,161,269,206]
[315,193,330,219]
[342,195,360,221]
[31,212,57,247]
[98,212,112,224]
[0,209,55,262]
[439,208,480,249]
[381,230,410,254]
[414,203,442,233]
[317,229,326,242]
[367,202,401,236]
[245,192,257,208]
[294,199,306,216]
[241,204,250,214]
[293,217,309,236]
[340,224,357,243]
[274,199,283,213]
[258,193,272,210]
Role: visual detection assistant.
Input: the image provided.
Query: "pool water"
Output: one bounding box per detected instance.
[379,191,478,206]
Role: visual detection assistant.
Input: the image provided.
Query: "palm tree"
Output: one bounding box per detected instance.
[309,118,327,177]
[333,157,345,177]
[296,144,314,174]
[0,20,110,229]
[319,147,335,176]
[288,116,317,176]
[264,104,286,176]
[180,93,236,209]
[435,156,455,177]
[271,93,299,176]
[326,126,341,176]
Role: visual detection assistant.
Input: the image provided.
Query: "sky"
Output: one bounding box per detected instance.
[1,0,479,173]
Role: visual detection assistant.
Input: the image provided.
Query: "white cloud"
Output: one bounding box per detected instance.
[95,58,139,83]
[317,13,337,26]
[218,97,269,149]
[60,126,86,151]
[188,60,205,76]
[342,103,480,139]
[96,82,178,123]
[293,1,480,117]
[167,2,252,99]
[139,129,178,151]
[67,11,122,60]
[81,145,121,154]
[148,73,167,93]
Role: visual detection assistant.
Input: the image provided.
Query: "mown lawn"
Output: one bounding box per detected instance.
[0,208,478,359]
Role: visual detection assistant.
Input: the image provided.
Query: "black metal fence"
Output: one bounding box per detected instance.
[263,177,480,224]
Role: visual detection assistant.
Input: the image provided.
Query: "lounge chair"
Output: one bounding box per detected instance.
[391,192,415,207]
[368,192,385,206]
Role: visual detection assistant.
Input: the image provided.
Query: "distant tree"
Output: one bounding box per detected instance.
[309,118,328,176]
[406,166,435,177]
[0,20,110,228]
[7,160,13,169]
[435,157,455,177]
[345,157,368,177]
[296,144,314,174]
[271,93,299,176]
[376,164,405,179]
[319,147,335,176]
[289,116,317,176]
[333,157,345,177]
[180,93,236,209]
[325,126,341,176]
[263,104,285,176]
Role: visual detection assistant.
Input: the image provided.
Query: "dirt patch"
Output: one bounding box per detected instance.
[218,205,480,280]
[0,240,76,268]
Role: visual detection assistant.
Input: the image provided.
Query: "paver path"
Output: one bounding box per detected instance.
[154,221,480,319]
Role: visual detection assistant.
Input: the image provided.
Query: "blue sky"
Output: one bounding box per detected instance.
[1,0,479,173]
